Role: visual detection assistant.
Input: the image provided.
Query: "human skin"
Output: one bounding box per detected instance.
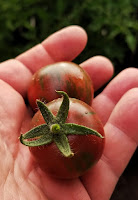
[0,25,138,200]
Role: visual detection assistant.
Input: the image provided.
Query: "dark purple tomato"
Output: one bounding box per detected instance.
[29,97,105,179]
[28,62,94,111]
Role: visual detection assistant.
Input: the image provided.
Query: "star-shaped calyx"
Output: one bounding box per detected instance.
[20,91,103,158]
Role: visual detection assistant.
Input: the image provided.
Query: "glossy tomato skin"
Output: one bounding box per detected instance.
[28,62,94,111]
[30,98,105,179]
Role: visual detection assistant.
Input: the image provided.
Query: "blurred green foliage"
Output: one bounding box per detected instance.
[0,0,137,70]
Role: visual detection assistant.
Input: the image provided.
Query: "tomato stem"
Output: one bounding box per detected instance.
[50,124,61,134]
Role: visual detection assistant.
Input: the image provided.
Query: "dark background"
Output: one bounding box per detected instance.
[0,1,137,199]
[111,149,138,200]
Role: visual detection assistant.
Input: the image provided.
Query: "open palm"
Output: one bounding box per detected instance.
[0,26,138,200]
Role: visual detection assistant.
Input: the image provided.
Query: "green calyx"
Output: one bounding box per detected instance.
[20,91,104,158]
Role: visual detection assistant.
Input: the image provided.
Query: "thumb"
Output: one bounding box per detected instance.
[0,80,26,147]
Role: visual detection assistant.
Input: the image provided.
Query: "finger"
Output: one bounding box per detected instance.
[0,26,87,96]
[104,88,138,175]
[93,67,138,125]
[81,88,138,200]
[16,25,87,73]
[36,174,91,200]
[0,59,32,97]
[0,55,113,100]
[80,55,114,91]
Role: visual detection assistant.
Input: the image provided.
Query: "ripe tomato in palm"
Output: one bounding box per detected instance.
[28,62,94,111]
[23,92,105,179]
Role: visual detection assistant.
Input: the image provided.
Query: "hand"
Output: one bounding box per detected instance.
[0,26,138,200]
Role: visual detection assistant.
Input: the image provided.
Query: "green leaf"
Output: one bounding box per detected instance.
[56,91,69,124]
[126,33,137,52]
[20,124,53,146]
[20,134,53,147]
[36,100,55,125]
[63,123,104,138]
[53,133,74,158]
[20,124,50,139]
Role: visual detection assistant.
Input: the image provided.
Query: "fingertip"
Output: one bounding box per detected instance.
[42,25,88,61]
[81,55,114,90]
[104,67,138,103]
[16,26,88,73]
[93,55,114,74]
[82,55,114,77]
[45,25,88,41]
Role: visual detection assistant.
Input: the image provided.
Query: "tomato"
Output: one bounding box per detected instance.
[21,92,105,179]
[28,62,94,111]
